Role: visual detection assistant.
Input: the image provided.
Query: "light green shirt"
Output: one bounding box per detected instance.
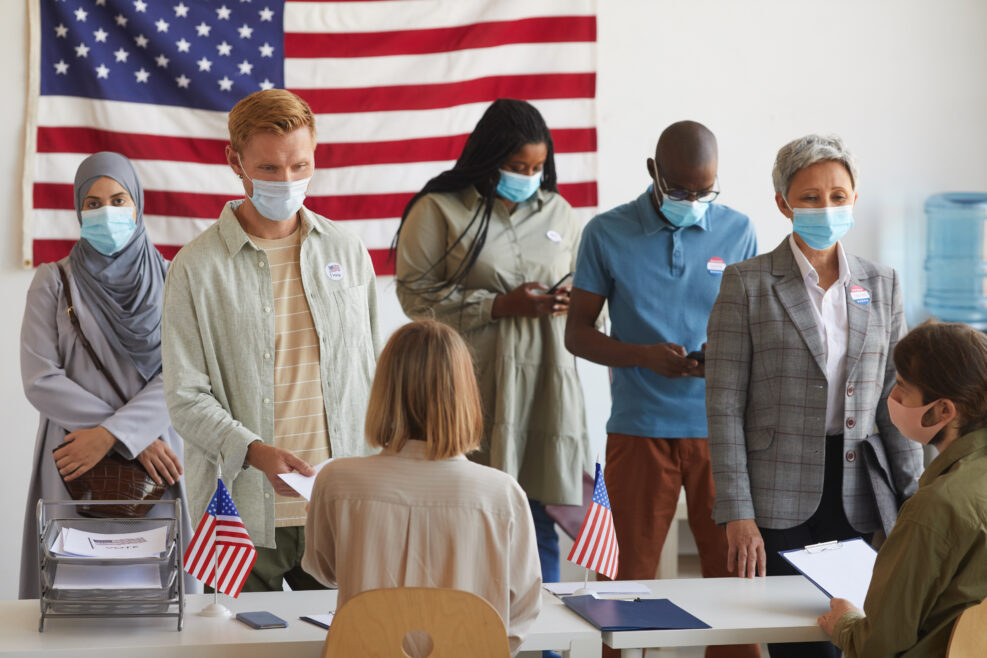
[395,187,591,505]
[833,428,987,657]
[163,201,380,547]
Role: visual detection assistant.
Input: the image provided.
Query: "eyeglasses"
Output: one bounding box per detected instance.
[658,173,720,203]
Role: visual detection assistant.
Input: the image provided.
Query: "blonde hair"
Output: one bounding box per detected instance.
[227,89,316,151]
[366,320,483,459]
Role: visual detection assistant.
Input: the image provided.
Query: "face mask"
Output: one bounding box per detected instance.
[660,197,709,228]
[497,169,542,203]
[887,397,950,444]
[791,205,854,250]
[80,206,136,255]
[248,177,311,221]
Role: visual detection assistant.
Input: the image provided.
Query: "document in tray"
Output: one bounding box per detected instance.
[55,526,168,559]
[780,537,877,609]
[299,613,335,630]
[53,563,162,590]
[277,459,333,501]
[544,581,651,597]
[563,595,711,631]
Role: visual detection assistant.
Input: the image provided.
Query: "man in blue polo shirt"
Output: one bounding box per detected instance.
[566,121,758,658]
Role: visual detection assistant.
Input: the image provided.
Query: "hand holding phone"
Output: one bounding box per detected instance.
[686,350,705,364]
[544,272,574,295]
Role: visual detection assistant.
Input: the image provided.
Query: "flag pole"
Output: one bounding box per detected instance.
[199,460,232,618]
[572,456,602,598]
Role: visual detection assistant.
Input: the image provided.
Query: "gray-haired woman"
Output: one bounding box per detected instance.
[19,152,195,598]
[705,135,923,658]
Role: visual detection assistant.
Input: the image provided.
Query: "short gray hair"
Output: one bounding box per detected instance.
[772,134,859,199]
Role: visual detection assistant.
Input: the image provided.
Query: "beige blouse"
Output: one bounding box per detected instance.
[302,440,542,654]
[395,187,591,505]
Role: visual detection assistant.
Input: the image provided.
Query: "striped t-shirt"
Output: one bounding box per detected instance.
[251,228,331,526]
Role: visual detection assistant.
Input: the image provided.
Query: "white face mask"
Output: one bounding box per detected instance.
[238,154,311,221]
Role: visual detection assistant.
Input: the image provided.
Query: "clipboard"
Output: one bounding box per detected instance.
[779,537,877,609]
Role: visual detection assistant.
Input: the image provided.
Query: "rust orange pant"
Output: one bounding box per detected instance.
[601,434,760,658]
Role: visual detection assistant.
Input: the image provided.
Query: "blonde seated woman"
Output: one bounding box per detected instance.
[302,320,542,654]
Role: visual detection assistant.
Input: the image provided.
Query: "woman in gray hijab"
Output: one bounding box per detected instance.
[18,152,196,598]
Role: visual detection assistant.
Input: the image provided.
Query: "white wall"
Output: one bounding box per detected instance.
[2,0,986,598]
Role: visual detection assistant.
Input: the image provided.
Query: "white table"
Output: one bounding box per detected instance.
[600,577,832,657]
[1,589,601,657]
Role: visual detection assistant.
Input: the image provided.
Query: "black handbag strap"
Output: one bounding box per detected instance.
[56,263,129,405]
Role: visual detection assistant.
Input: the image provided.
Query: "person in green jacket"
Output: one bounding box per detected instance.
[818,320,987,657]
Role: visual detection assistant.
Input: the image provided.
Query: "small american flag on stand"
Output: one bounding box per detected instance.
[183,478,257,598]
[566,462,618,580]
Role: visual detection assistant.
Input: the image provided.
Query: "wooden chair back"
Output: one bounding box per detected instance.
[947,597,987,658]
[322,587,511,657]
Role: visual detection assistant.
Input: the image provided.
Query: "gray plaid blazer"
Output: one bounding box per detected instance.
[706,238,923,531]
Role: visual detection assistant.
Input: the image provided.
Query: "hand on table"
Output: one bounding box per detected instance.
[492,282,570,318]
[726,519,766,578]
[818,598,862,635]
[245,442,316,497]
[53,426,116,481]
[137,439,183,486]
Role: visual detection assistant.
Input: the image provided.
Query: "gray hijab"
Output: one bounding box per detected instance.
[68,152,168,382]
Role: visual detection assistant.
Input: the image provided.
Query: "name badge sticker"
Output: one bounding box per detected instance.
[325,262,344,281]
[850,285,870,305]
[706,257,726,275]
[546,230,562,243]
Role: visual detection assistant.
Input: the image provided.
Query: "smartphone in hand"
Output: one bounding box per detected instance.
[686,350,705,364]
[544,272,574,295]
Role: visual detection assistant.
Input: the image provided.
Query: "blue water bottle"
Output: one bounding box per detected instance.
[924,193,987,328]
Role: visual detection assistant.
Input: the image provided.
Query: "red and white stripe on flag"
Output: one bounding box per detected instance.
[24,0,597,274]
[184,513,257,598]
[566,463,619,580]
[184,479,257,599]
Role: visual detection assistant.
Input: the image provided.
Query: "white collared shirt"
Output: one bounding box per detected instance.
[789,234,851,435]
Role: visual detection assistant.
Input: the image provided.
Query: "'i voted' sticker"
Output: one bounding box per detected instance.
[546,230,562,243]
[850,285,870,305]
[325,262,344,281]
[706,257,726,275]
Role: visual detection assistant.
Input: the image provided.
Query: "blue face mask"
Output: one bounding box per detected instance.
[249,176,311,221]
[660,197,709,228]
[791,205,854,250]
[80,206,136,255]
[497,169,542,203]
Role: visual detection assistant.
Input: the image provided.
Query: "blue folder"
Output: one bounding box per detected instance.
[562,595,711,631]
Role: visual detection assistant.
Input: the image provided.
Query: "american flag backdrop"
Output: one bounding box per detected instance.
[24,0,598,274]
[183,478,257,597]
[567,462,619,580]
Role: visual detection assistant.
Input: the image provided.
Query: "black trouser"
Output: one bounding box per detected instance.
[759,434,871,658]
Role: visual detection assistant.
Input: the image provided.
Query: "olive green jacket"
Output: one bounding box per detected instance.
[833,428,987,657]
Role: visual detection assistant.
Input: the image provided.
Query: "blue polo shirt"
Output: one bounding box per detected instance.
[573,189,757,438]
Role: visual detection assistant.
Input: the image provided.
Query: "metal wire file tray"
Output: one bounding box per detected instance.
[37,499,185,632]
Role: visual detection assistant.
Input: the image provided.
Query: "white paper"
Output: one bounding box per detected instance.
[544,581,651,597]
[58,526,167,559]
[277,459,333,501]
[781,538,877,609]
[53,563,162,590]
